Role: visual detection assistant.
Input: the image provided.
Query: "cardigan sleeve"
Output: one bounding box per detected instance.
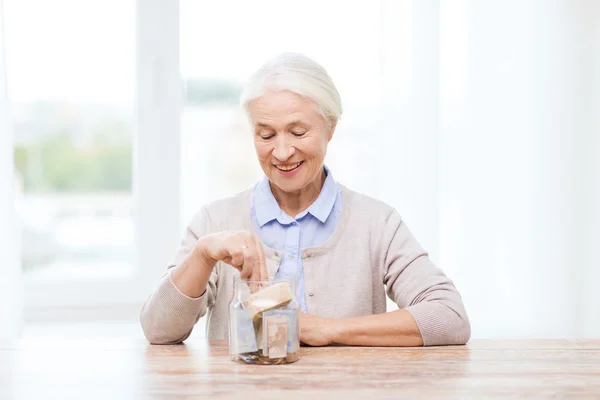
[382,210,471,346]
[140,207,218,344]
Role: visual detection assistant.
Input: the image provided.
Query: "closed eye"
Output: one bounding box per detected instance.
[258,130,275,140]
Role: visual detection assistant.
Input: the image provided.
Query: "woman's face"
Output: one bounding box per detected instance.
[248,90,334,194]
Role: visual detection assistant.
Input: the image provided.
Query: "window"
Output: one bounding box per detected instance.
[5,0,181,313]
[6,0,135,281]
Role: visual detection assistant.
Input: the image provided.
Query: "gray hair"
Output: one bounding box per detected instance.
[240,53,343,126]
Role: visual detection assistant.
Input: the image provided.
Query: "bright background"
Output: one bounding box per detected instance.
[0,0,598,340]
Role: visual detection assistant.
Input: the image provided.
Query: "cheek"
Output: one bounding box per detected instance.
[254,141,272,162]
[298,137,328,159]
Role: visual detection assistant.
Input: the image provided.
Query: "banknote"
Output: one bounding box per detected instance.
[230,308,258,354]
[265,314,288,358]
[262,309,299,354]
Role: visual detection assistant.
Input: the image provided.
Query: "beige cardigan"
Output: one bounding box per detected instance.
[140,186,470,346]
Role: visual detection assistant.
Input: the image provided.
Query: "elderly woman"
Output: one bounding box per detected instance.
[141,53,470,347]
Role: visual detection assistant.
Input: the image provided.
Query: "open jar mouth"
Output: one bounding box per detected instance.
[234,277,296,294]
[233,276,297,285]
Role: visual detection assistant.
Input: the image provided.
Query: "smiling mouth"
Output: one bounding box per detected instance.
[275,161,303,172]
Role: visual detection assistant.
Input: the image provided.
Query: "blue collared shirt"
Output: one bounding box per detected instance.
[250,167,343,312]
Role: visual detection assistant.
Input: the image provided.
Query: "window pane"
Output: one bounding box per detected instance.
[5,0,135,280]
[179,0,383,225]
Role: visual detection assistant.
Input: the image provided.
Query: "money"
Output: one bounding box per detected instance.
[242,282,293,321]
[231,281,300,364]
[254,315,263,352]
[264,314,288,359]
[262,309,299,353]
[230,308,258,354]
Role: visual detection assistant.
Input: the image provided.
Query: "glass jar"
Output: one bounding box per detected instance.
[229,277,300,365]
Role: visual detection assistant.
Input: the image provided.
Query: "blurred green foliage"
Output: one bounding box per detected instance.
[12,78,240,193]
[185,78,241,105]
[14,132,132,193]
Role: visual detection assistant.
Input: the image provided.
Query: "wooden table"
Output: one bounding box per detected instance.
[0,339,599,399]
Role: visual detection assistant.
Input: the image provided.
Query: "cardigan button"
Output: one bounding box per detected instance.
[308,292,315,297]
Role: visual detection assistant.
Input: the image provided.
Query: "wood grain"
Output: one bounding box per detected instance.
[0,339,598,399]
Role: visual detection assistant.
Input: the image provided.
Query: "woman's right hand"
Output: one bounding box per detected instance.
[196,231,268,281]
[172,231,268,298]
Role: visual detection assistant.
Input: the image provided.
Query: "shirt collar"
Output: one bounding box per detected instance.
[253,165,338,227]
[302,166,338,223]
[254,177,282,227]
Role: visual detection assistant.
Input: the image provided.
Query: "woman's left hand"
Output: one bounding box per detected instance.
[299,312,335,346]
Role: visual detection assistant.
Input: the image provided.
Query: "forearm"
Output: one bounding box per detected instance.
[141,244,215,344]
[140,270,207,344]
[329,309,424,347]
[171,241,214,298]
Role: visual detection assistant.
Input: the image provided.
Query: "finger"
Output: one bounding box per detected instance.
[239,233,259,278]
[238,238,263,292]
[244,251,262,288]
[253,235,268,282]
[238,245,254,279]
[228,247,245,271]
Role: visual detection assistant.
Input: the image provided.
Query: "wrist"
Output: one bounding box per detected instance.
[171,240,215,299]
[325,317,342,345]
[193,237,217,271]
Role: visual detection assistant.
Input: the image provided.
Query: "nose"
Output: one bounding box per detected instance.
[272,135,295,161]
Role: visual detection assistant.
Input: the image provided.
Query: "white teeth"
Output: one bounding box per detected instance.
[277,162,302,171]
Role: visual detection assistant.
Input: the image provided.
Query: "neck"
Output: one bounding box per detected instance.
[270,168,326,217]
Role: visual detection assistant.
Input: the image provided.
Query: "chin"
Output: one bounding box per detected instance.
[272,180,302,194]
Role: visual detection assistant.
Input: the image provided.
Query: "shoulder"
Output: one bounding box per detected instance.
[338,185,408,259]
[203,188,252,220]
[340,184,401,225]
[186,188,253,234]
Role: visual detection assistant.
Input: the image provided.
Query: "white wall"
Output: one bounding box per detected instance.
[380,0,441,263]
[0,0,22,338]
[440,0,600,338]
[573,0,600,338]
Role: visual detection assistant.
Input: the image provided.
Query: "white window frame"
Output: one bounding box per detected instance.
[23,0,182,316]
